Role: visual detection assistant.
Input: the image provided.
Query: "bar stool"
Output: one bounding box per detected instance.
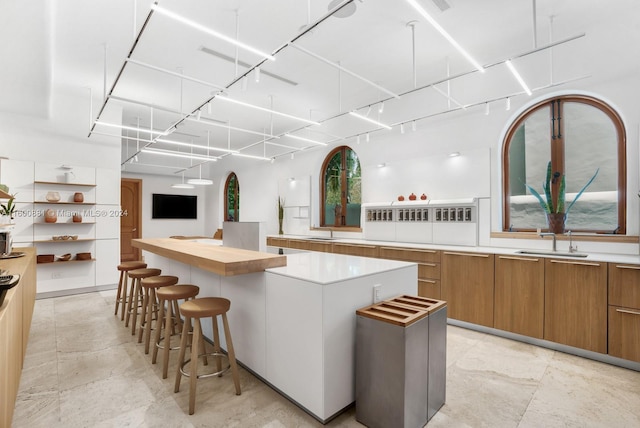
[115,261,147,320]
[138,275,179,353]
[125,268,161,335]
[152,284,201,378]
[174,297,241,415]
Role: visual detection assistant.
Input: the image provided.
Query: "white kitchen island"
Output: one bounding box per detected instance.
[135,239,417,422]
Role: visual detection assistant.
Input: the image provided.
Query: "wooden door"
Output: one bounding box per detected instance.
[120,179,142,262]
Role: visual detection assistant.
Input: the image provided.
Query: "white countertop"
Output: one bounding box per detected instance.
[266,251,415,285]
[271,234,640,264]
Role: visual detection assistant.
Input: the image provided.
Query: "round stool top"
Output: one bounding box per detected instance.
[128,268,162,279]
[179,297,230,318]
[141,275,179,288]
[156,284,200,300]
[117,261,147,271]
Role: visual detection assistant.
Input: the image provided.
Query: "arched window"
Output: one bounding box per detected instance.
[321,146,361,227]
[502,95,626,233]
[224,173,239,222]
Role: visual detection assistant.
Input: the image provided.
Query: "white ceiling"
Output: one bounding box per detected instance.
[1,0,638,178]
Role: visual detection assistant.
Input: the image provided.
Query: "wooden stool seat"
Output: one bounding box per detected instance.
[153,285,201,378]
[139,275,179,352]
[175,297,241,415]
[114,261,147,319]
[125,268,162,334]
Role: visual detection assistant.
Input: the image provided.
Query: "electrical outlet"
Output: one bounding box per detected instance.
[373,284,381,303]
[52,272,61,279]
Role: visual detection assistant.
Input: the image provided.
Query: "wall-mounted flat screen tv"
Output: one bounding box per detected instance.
[152,194,197,219]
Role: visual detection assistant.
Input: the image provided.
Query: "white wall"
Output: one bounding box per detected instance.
[121,172,210,238]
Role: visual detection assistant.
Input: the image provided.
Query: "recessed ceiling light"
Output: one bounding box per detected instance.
[449,151,460,157]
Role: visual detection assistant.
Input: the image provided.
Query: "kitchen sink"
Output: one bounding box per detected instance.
[516,250,588,258]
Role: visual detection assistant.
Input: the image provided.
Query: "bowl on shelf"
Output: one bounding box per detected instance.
[45,191,61,202]
[56,253,72,261]
[37,254,54,263]
[75,252,91,261]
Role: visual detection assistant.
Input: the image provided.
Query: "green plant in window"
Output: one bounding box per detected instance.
[524,161,598,215]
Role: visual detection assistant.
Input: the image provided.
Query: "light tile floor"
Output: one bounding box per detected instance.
[12,290,640,428]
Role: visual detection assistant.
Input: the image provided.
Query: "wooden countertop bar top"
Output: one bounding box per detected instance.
[132,238,286,277]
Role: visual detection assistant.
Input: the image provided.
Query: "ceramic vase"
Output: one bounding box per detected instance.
[45,209,57,223]
[72,213,82,223]
[547,213,566,234]
[73,192,84,202]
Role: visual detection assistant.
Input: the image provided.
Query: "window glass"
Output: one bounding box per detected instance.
[322,147,361,227]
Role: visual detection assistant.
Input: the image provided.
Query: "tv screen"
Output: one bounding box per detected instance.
[152,194,197,219]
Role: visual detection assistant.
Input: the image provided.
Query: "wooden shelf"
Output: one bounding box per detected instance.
[34,201,95,205]
[35,221,96,225]
[37,258,95,265]
[0,189,12,199]
[33,239,94,243]
[34,181,96,187]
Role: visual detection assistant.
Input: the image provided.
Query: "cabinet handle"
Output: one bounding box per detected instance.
[616,308,640,316]
[335,243,377,249]
[381,247,436,254]
[419,262,437,267]
[498,256,539,262]
[444,251,489,258]
[615,265,640,270]
[549,259,600,267]
[419,279,437,284]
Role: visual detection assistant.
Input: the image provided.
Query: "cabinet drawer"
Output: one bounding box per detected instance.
[418,262,440,279]
[418,278,440,300]
[609,263,640,309]
[332,243,378,258]
[608,306,640,363]
[379,246,440,263]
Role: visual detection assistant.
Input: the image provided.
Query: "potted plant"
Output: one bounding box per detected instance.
[524,161,598,234]
[0,194,17,224]
[278,197,285,235]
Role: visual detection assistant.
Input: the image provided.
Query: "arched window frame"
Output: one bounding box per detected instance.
[224,172,239,222]
[320,146,362,228]
[502,94,627,234]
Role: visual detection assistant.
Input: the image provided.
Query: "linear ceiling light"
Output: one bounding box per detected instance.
[505,60,532,96]
[216,96,320,126]
[348,111,392,130]
[155,138,238,153]
[185,116,279,138]
[141,147,218,162]
[284,134,327,146]
[231,152,272,161]
[94,121,169,135]
[125,59,226,90]
[405,0,484,73]
[151,4,276,61]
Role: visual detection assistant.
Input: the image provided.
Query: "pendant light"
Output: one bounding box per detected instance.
[187,165,213,185]
[171,172,195,189]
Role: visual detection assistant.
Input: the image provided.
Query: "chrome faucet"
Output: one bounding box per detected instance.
[567,230,578,253]
[539,232,557,252]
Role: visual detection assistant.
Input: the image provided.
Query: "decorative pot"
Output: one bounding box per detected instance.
[408,193,417,201]
[398,195,405,201]
[72,213,82,223]
[45,209,57,223]
[46,191,61,202]
[547,213,566,234]
[420,193,427,200]
[278,217,283,235]
[73,192,84,203]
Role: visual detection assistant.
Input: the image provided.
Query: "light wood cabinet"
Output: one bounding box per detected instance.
[379,246,441,299]
[287,239,332,253]
[442,251,495,327]
[332,242,378,258]
[608,263,640,362]
[494,255,544,339]
[266,236,288,248]
[544,259,607,353]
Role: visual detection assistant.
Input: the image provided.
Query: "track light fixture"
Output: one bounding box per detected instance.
[349,111,392,130]
[216,95,320,126]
